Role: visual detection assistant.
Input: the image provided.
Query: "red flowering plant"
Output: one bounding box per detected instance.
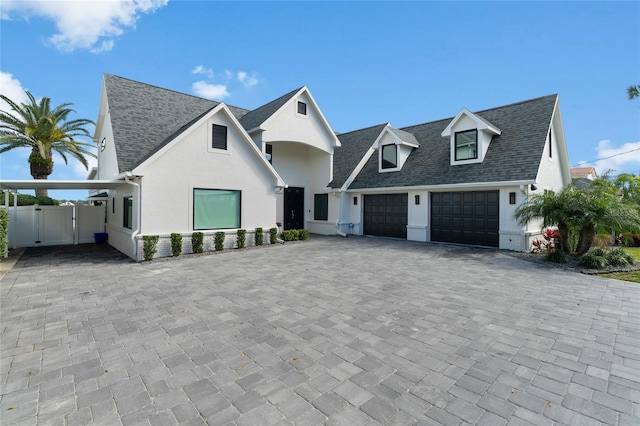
[531,228,560,253]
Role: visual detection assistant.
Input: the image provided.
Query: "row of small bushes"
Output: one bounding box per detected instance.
[143,227,282,261]
[280,229,310,241]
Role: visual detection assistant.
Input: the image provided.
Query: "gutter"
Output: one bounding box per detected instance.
[334,190,347,237]
[119,172,142,259]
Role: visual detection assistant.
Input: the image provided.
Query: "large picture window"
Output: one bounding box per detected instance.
[381,144,397,169]
[123,196,132,229]
[212,124,227,150]
[194,189,240,230]
[314,194,328,221]
[455,129,478,160]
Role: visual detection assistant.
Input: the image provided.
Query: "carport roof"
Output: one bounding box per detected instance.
[0,180,125,191]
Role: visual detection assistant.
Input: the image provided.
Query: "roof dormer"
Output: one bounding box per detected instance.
[375,124,419,173]
[441,108,501,165]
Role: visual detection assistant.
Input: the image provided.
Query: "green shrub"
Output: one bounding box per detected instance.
[192,232,204,254]
[214,232,225,251]
[15,193,59,206]
[170,233,182,257]
[545,250,568,264]
[0,209,8,256]
[237,229,246,249]
[269,227,278,244]
[590,247,609,257]
[606,248,635,266]
[578,251,608,269]
[254,227,263,246]
[142,235,159,261]
[280,230,295,241]
[298,229,309,240]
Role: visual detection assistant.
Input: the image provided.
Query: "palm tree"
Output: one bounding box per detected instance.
[515,182,640,255]
[0,91,95,197]
[572,178,640,255]
[514,189,581,253]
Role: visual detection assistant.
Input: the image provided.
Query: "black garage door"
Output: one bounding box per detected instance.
[431,191,499,247]
[363,194,408,238]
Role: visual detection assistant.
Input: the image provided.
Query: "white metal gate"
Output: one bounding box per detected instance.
[7,204,105,248]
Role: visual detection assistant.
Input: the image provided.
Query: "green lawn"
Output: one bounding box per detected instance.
[601,247,640,283]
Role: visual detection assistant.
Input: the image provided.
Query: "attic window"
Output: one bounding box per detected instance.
[381,144,397,169]
[548,128,552,159]
[455,129,477,161]
[297,101,307,115]
[212,124,227,150]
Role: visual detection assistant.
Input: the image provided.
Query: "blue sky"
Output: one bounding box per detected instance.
[1,1,638,200]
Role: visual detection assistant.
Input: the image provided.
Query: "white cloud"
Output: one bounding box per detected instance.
[191,65,214,79]
[192,81,229,100]
[237,71,258,88]
[1,0,169,53]
[72,154,98,179]
[580,139,640,176]
[0,71,29,112]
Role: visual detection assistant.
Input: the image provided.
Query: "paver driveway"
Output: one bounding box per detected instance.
[1,236,639,425]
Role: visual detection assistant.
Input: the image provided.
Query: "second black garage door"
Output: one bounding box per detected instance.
[431,191,499,247]
[363,193,408,238]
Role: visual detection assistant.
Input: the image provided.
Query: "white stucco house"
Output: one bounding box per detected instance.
[330,94,571,251]
[86,75,570,260]
[91,75,339,260]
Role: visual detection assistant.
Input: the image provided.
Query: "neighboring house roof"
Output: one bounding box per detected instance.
[570,167,597,179]
[331,94,558,189]
[239,87,302,132]
[104,74,251,173]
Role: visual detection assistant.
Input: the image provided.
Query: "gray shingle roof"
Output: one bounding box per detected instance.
[328,123,387,188]
[104,74,250,173]
[239,87,302,131]
[331,94,557,189]
[388,127,420,146]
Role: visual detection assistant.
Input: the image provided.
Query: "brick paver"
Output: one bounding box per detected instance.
[1,236,639,425]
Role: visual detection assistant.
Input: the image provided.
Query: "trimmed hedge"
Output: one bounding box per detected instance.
[214,232,225,251]
[0,209,8,256]
[269,227,278,244]
[192,232,204,253]
[170,233,182,257]
[280,229,309,242]
[237,229,246,249]
[142,235,159,261]
[254,227,263,246]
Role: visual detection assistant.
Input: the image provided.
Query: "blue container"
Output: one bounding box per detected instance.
[94,232,108,244]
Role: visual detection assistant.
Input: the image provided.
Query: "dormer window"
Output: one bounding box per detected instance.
[455,129,477,161]
[381,144,397,169]
[442,108,500,165]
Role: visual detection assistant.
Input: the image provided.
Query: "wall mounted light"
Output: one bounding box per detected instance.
[353,196,358,206]
[415,195,420,205]
[530,184,537,191]
[509,192,516,204]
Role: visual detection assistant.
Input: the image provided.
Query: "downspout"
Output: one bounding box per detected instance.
[335,191,347,237]
[123,174,141,260]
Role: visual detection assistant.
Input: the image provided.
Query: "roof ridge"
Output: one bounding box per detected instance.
[399,94,558,132]
[335,122,388,137]
[104,73,250,113]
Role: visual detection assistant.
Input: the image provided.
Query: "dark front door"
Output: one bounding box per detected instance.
[431,191,499,247]
[363,193,408,238]
[284,187,304,230]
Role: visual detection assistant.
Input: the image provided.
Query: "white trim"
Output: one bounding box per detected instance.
[255,87,341,148]
[441,107,501,137]
[340,147,377,192]
[344,179,536,193]
[131,103,285,188]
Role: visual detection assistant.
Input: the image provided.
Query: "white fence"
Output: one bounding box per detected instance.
[6,204,105,248]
